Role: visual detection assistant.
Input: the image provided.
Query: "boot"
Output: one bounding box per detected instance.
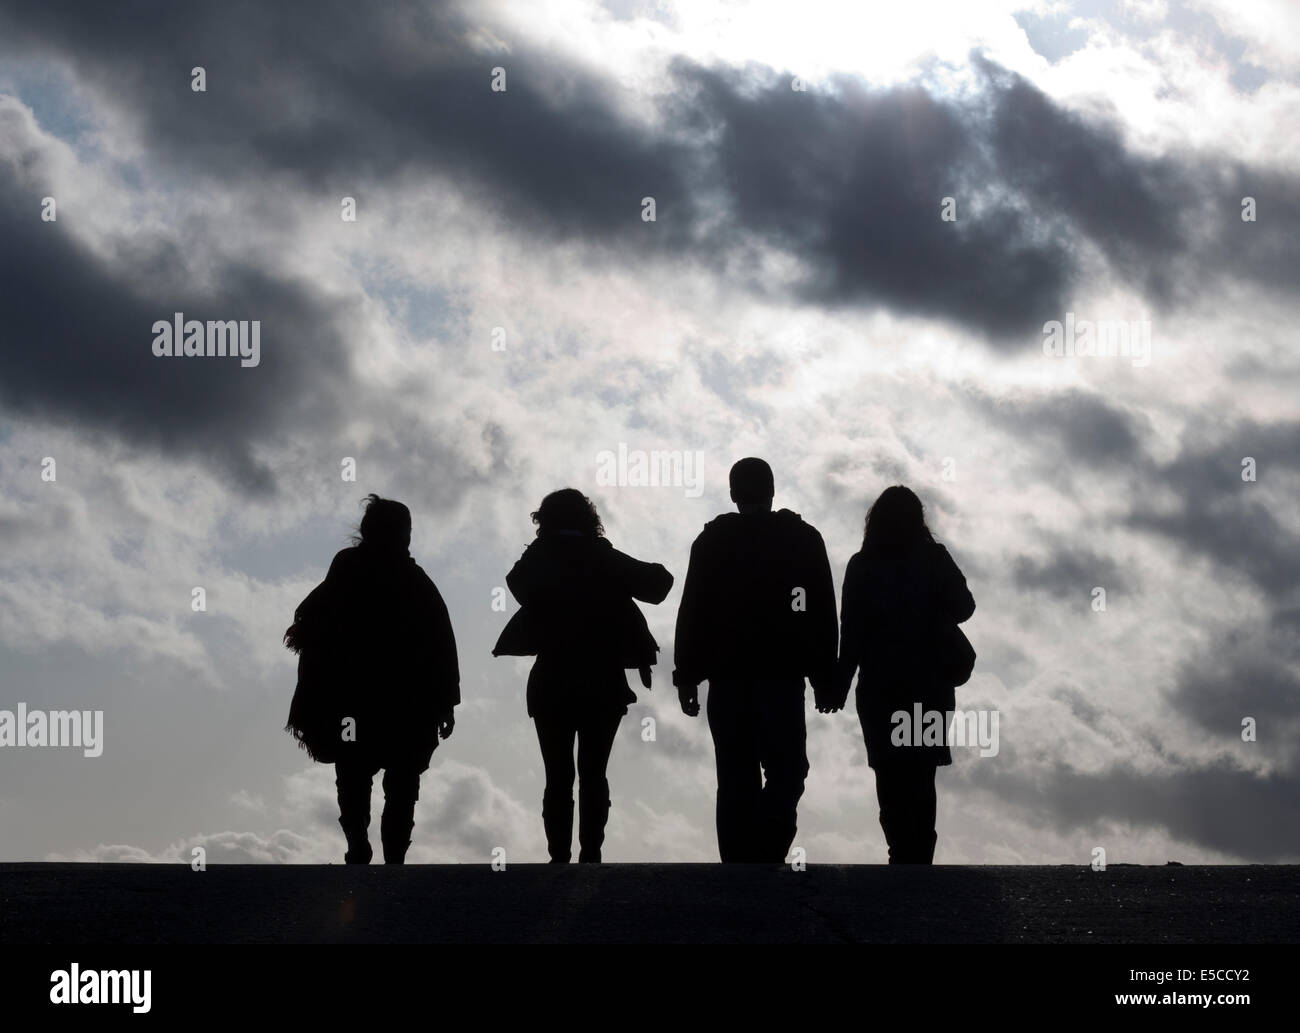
[542,794,574,863]
[382,838,411,864]
[339,816,372,865]
[578,792,610,863]
[380,806,415,865]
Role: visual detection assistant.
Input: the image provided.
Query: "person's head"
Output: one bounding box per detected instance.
[353,494,412,553]
[862,485,934,552]
[531,488,604,537]
[729,457,774,513]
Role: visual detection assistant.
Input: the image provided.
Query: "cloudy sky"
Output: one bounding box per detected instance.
[1,0,1297,866]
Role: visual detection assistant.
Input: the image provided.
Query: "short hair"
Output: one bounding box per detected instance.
[729,457,774,505]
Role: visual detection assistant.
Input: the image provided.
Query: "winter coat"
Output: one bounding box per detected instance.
[284,543,460,771]
[493,533,673,718]
[836,540,974,768]
[672,509,837,691]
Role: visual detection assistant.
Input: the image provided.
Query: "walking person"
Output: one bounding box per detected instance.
[834,485,975,864]
[673,458,838,862]
[494,488,673,863]
[284,494,460,864]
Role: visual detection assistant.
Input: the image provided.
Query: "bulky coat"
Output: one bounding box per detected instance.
[284,544,460,771]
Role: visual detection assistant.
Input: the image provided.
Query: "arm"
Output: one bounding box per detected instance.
[935,544,975,623]
[504,544,538,607]
[834,554,863,707]
[416,568,461,737]
[804,529,840,711]
[606,543,674,604]
[671,534,709,715]
[285,550,353,651]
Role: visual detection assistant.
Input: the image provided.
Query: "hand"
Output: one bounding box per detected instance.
[678,684,700,718]
[438,710,455,740]
[639,665,652,690]
[813,681,848,714]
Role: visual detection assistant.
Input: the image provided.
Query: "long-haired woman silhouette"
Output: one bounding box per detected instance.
[835,486,974,863]
[284,494,460,864]
[494,489,673,862]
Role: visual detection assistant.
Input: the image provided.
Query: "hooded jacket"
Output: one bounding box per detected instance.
[672,509,837,691]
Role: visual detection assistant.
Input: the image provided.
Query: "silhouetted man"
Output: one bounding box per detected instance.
[674,458,838,862]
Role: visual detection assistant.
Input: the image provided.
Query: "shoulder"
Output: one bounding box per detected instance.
[931,541,958,566]
[930,541,968,578]
[328,546,363,571]
[512,537,543,562]
[694,514,735,544]
[843,549,868,583]
[775,509,825,545]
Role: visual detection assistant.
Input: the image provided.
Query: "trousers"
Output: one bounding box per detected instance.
[335,753,423,864]
[706,677,809,862]
[873,761,938,864]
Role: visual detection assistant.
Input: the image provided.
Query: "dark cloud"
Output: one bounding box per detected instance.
[0,0,704,248]
[2,1,1294,358]
[964,387,1150,469]
[1013,546,1126,598]
[1125,420,1300,602]
[976,55,1196,304]
[969,756,1300,861]
[680,62,1075,339]
[1168,632,1300,762]
[0,135,356,493]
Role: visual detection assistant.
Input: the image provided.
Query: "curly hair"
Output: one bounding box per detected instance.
[531,488,604,537]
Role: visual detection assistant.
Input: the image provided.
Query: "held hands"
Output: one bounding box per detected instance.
[813,677,849,714]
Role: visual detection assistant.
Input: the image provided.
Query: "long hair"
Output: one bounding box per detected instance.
[531,488,604,537]
[862,485,934,553]
[351,493,411,550]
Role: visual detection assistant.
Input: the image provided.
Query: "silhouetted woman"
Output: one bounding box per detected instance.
[284,494,460,864]
[835,486,974,864]
[494,489,673,863]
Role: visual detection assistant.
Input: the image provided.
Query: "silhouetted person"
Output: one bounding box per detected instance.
[284,494,460,864]
[673,458,837,862]
[834,485,974,864]
[494,489,673,863]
